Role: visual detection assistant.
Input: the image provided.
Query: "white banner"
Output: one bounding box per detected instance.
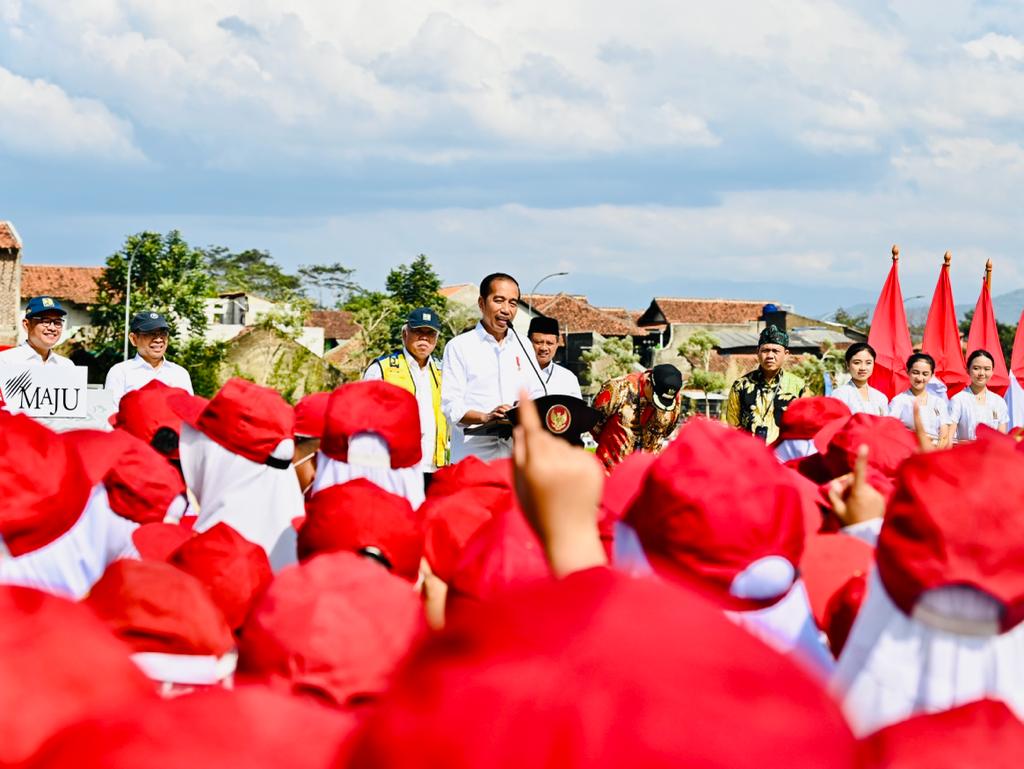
[0,365,89,419]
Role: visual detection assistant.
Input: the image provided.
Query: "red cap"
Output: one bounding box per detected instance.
[877,440,1024,631]
[299,478,424,582]
[0,585,155,766]
[170,378,295,467]
[109,380,189,459]
[777,396,851,442]
[800,534,873,631]
[63,430,187,524]
[26,685,356,769]
[347,568,857,768]
[814,413,918,478]
[445,506,551,620]
[294,391,330,439]
[420,487,508,583]
[426,456,514,499]
[859,699,1024,768]
[168,523,273,631]
[823,572,867,657]
[132,522,195,561]
[599,451,657,556]
[321,380,421,469]
[85,560,235,657]
[0,412,91,556]
[238,552,424,708]
[625,420,805,609]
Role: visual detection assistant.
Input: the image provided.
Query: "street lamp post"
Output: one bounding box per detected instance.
[122,245,139,361]
[528,271,569,301]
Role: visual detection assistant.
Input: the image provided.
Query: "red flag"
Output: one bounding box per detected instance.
[921,252,969,396]
[867,247,913,399]
[1010,310,1024,387]
[966,266,1009,396]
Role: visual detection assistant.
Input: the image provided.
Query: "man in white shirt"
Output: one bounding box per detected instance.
[441,273,546,462]
[527,316,583,399]
[0,296,75,368]
[363,307,448,482]
[104,312,193,405]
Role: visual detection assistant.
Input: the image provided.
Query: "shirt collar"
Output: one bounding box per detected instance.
[402,347,430,372]
[474,321,508,349]
[133,353,164,371]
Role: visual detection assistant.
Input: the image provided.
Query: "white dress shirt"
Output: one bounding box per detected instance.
[0,343,73,368]
[539,361,583,399]
[831,382,888,416]
[104,354,193,405]
[364,350,440,473]
[888,391,951,441]
[441,322,546,462]
[948,388,1009,442]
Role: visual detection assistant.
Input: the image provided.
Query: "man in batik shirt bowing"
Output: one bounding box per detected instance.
[590,364,684,472]
[724,325,807,443]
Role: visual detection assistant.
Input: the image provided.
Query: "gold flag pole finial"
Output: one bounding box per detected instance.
[944,250,952,267]
[892,244,900,263]
[985,259,993,288]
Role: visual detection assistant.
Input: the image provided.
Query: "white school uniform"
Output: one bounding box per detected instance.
[888,391,951,441]
[948,388,1009,442]
[831,383,888,417]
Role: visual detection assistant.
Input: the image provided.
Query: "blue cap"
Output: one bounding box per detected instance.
[407,307,441,332]
[130,311,170,333]
[25,296,67,318]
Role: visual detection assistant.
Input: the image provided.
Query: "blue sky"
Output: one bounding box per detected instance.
[2,1,1023,317]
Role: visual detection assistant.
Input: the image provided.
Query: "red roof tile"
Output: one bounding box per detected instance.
[523,293,642,337]
[439,283,474,298]
[0,222,21,251]
[639,298,772,326]
[305,310,361,340]
[20,265,104,305]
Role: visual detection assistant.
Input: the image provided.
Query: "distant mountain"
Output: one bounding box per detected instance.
[839,288,1024,326]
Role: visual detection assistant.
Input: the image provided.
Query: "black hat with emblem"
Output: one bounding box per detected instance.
[130,311,170,333]
[650,364,682,411]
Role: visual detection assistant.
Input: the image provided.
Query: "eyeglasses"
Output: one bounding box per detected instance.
[31,318,65,328]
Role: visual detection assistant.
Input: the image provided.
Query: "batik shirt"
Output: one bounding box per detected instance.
[591,371,683,472]
[724,369,806,444]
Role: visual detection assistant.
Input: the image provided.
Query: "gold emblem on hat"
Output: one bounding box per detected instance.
[42,298,54,307]
[545,404,571,434]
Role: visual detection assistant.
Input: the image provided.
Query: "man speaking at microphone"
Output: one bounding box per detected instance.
[441,272,547,462]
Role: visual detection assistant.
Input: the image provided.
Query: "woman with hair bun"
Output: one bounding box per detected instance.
[831,343,888,416]
[887,353,952,448]
[947,350,1008,442]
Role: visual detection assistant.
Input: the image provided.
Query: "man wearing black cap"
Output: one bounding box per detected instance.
[104,311,193,405]
[364,307,448,477]
[0,296,75,367]
[590,363,684,472]
[527,316,582,399]
[724,325,806,443]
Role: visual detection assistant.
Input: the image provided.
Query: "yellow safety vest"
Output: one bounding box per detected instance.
[376,351,449,468]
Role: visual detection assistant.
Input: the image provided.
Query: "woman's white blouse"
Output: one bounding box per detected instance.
[948,388,1009,442]
[888,391,951,439]
[831,383,889,416]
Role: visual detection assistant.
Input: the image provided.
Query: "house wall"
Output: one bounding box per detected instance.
[0,251,20,347]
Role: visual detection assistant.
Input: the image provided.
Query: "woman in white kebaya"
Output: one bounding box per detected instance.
[831,343,888,417]
[948,350,1009,443]
[888,353,952,448]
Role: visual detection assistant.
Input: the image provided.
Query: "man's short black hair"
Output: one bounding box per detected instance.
[479,273,520,300]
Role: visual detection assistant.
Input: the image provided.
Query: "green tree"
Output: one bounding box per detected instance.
[298,263,359,309]
[89,231,217,383]
[581,337,640,390]
[175,338,228,398]
[347,295,402,379]
[959,309,1014,363]
[791,342,847,395]
[384,254,448,341]
[833,307,870,333]
[678,331,725,417]
[203,246,302,301]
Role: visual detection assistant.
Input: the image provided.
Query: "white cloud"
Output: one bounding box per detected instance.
[964,32,1024,62]
[0,66,144,161]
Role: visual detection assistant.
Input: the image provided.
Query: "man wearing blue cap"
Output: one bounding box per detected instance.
[364,307,448,479]
[104,311,193,405]
[0,296,74,367]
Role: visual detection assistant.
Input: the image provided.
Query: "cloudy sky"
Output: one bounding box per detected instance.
[2,1,1023,316]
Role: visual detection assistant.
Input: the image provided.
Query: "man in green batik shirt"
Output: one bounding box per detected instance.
[724,325,808,443]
